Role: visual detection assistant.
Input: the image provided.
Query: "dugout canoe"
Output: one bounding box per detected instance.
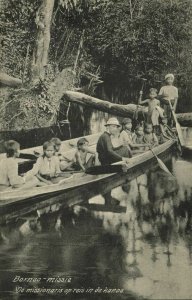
[0,134,177,224]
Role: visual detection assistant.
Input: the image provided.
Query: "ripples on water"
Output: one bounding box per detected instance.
[0,158,192,299]
[0,122,192,299]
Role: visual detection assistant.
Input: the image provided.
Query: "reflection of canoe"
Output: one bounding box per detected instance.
[0,134,176,224]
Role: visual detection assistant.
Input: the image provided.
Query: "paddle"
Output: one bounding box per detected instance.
[134,78,147,120]
[168,100,185,147]
[149,146,174,177]
[138,78,147,101]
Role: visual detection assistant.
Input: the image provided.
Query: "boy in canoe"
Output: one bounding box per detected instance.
[132,125,145,144]
[120,118,149,150]
[158,73,178,126]
[97,118,131,165]
[0,140,38,190]
[120,117,134,147]
[139,88,164,134]
[51,137,74,171]
[158,73,178,112]
[25,141,61,185]
[72,138,96,171]
[143,123,159,148]
[159,116,175,143]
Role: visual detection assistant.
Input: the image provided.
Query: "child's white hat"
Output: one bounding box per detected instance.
[165,73,174,80]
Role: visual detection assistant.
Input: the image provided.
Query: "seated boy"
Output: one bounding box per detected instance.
[73,138,95,171]
[132,125,145,144]
[159,116,175,143]
[51,137,74,171]
[143,123,159,148]
[0,140,38,190]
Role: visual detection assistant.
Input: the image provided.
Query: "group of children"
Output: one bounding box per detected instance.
[0,73,177,190]
[133,73,178,146]
[120,115,174,151]
[139,73,178,131]
[0,137,95,190]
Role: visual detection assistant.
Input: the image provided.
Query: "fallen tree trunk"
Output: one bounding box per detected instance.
[0,72,22,87]
[64,91,192,126]
[64,91,147,118]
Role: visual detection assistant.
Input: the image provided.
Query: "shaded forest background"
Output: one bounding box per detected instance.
[0,0,192,131]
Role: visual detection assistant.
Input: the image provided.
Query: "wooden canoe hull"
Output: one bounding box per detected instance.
[0,139,177,224]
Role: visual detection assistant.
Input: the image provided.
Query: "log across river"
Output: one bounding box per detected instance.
[64,91,192,127]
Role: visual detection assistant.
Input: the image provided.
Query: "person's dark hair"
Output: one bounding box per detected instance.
[149,88,158,94]
[144,122,152,129]
[121,118,132,125]
[77,138,88,150]
[51,137,61,146]
[43,141,55,157]
[50,137,61,151]
[135,125,143,132]
[4,140,20,157]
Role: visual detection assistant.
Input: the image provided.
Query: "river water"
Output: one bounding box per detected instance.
[0,112,192,299]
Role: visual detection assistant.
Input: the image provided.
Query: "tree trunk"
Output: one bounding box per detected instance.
[64,91,192,126]
[31,0,55,84]
[0,72,22,87]
[64,91,148,118]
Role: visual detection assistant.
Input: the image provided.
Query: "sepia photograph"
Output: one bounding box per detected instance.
[0,0,192,299]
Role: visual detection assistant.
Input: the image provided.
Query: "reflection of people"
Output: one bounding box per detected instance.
[97,118,131,165]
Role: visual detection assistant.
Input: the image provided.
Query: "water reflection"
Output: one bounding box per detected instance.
[0,160,192,299]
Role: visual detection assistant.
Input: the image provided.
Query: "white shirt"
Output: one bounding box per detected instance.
[158,85,178,101]
[0,157,25,186]
[26,156,60,178]
[120,130,133,146]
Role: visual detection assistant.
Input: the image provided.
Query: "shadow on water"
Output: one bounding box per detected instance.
[0,159,192,299]
[0,100,192,299]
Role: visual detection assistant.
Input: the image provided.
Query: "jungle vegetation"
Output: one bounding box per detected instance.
[0,0,192,130]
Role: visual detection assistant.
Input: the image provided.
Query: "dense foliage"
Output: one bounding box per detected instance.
[52,0,192,106]
[0,0,192,130]
[1,0,192,88]
[85,0,192,79]
[0,0,39,78]
[82,0,192,105]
